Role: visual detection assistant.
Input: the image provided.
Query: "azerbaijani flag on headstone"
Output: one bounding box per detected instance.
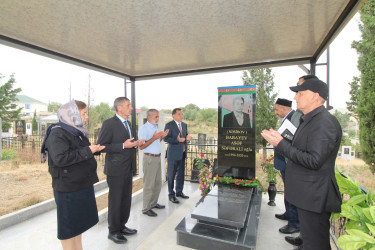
[218,85,256,128]
[218,85,256,95]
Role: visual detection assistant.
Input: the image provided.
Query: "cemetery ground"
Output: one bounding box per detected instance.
[0,151,143,216]
[0,151,373,217]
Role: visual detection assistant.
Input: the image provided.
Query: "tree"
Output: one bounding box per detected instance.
[332,110,351,132]
[0,74,22,131]
[160,109,172,115]
[88,102,114,133]
[346,76,360,121]
[351,0,375,169]
[182,104,200,121]
[48,102,62,112]
[242,68,278,158]
[31,109,37,133]
[196,108,217,123]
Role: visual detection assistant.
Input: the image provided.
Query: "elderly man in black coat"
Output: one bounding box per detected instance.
[261,78,342,250]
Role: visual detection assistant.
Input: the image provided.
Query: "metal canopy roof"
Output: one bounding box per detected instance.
[0,0,364,81]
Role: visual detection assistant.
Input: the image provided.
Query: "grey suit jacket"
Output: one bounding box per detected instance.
[276,106,342,213]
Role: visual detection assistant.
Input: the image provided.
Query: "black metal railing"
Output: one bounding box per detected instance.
[184,138,218,180]
[1,135,105,162]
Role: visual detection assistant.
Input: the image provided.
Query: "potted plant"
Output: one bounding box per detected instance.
[260,155,279,206]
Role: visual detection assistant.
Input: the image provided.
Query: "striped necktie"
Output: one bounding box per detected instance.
[124,120,132,137]
[178,123,185,151]
[178,123,183,136]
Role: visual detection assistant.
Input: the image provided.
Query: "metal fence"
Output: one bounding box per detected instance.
[1,136,44,153]
[1,135,104,162]
[1,135,101,152]
[184,138,218,180]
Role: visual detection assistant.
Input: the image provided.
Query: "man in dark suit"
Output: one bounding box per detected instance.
[261,78,342,250]
[97,97,145,244]
[164,108,192,203]
[273,98,301,235]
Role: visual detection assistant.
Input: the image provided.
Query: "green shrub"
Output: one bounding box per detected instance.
[1,149,17,160]
[333,167,375,250]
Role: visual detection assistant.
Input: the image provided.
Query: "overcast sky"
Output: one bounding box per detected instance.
[0,14,361,111]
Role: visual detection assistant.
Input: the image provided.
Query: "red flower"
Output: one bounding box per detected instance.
[266,159,269,162]
[236,182,239,185]
[200,153,205,157]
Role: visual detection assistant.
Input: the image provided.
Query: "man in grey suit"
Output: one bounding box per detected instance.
[97,97,145,244]
[262,78,342,250]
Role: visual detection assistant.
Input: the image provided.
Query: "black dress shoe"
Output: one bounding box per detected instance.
[279,225,300,234]
[143,209,158,217]
[108,233,127,244]
[176,193,189,199]
[169,196,180,203]
[153,203,165,209]
[275,213,289,220]
[285,236,303,246]
[120,226,137,235]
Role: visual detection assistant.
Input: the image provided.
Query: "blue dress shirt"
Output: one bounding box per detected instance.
[138,121,161,154]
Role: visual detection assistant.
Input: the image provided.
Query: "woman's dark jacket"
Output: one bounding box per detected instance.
[46,127,99,192]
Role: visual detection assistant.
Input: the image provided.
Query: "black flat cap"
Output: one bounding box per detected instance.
[290,78,328,100]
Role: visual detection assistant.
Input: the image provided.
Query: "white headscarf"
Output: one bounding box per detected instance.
[57,100,89,137]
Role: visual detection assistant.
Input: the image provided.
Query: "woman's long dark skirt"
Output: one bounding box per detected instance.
[54,185,98,240]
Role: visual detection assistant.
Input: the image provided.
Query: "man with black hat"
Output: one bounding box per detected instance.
[273,98,301,235]
[283,74,318,248]
[261,78,342,250]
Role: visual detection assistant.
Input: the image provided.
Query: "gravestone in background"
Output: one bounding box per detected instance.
[341,146,352,160]
[217,85,257,179]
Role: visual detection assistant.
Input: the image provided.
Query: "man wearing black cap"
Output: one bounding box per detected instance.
[283,74,318,247]
[261,78,342,250]
[273,98,301,235]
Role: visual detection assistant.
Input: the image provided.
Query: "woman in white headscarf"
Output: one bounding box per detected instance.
[42,100,105,250]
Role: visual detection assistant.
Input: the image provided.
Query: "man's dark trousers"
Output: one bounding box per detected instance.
[106,169,132,234]
[167,157,185,198]
[281,170,299,229]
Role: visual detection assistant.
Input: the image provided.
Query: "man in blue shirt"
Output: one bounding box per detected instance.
[138,109,169,217]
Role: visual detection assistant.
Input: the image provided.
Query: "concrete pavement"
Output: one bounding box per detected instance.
[0,182,298,250]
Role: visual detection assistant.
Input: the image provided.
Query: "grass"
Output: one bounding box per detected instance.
[335,158,374,190]
[1,149,17,160]
[255,155,374,193]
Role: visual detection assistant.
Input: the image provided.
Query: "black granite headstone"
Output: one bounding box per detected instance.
[191,184,252,228]
[176,186,262,250]
[175,86,260,250]
[217,86,256,179]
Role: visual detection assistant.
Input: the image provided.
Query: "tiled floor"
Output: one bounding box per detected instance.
[0,182,302,250]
